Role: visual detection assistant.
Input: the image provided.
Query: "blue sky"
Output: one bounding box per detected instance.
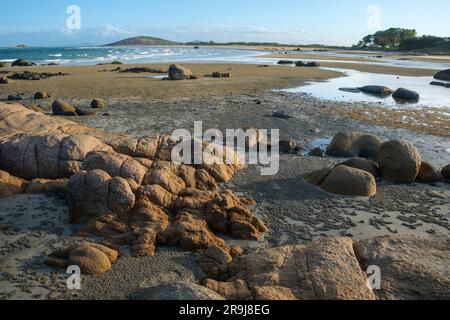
[1,0,449,46]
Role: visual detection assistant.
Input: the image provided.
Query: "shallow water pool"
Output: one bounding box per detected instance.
[283,68,450,108]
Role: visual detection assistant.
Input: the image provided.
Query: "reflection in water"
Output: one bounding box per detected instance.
[283,68,450,108]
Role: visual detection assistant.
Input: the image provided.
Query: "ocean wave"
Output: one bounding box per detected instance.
[49,53,62,57]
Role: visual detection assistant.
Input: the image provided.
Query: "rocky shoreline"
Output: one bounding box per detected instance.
[0,88,449,300]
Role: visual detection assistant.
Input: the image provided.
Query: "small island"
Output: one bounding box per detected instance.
[105,36,179,46]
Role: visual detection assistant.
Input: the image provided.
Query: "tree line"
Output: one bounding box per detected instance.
[355,27,449,51]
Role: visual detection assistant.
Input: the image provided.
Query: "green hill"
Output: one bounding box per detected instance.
[106,36,179,46]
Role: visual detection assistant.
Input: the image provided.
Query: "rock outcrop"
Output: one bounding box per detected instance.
[0,170,67,198]
[0,103,267,258]
[9,71,67,81]
[0,170,27,198]
[378,140,422,183]
[355,235,450,300]
[11,59,36,67]
[168,64,195,80]
[45,242,119,275]
[200,237,376,300]
[200,235,450,300]
[326,131,383,160]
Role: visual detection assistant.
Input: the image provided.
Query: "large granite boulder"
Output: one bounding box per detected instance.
[378,140,422,183]
[326,131,383,160]
[359,85,393,96]
[52,100,77,116]
[434,69,450,81]
[416,162,442,183]
[337,158,380,177]
[392,88,420,101]
[320,165,377,197]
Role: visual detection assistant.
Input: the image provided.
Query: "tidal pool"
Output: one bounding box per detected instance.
[283,68,450,108]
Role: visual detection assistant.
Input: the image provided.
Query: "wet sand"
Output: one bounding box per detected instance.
[0,63,342,100]
[262,53,379,63]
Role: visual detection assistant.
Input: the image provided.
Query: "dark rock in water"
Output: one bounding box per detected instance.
[306,62,320,67]
[378,140,422,183]
[434,69,450,81]
[416,162,442,183]
[52,99,77,116]
[279,140,298,154]
[91,99,105,109]
[131,282,225,300]
[359,85,393,96]
[8,94,23,101]
[430,81,450,88]
[337,158,380,178]
[168,64,195,80]
[277,60,294,65]
[11,59,36,67]
[212,72,231,78]
[392,88,419,101]
[272,111,293,119]
[34,92,51,99]
[326,131,382,161]
[295,61,306,67]
[339,87,361,93]
[442,165,450,180]
[194,46,200,49]
[119,67,167,74]
[309,147,325,157]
